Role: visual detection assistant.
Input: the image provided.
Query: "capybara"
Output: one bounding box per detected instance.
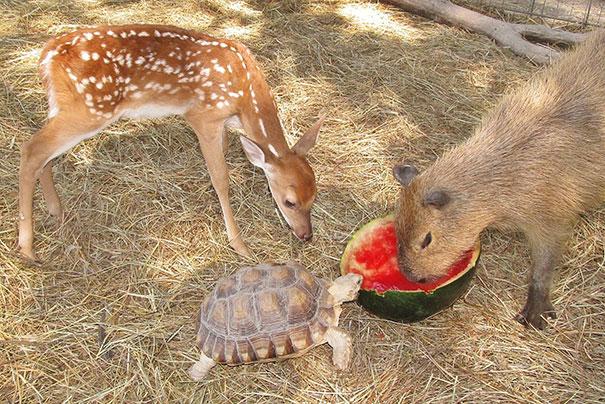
[393,30,605,329]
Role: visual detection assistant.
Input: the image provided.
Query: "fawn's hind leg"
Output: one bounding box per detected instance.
[18,113,107,261]
[39,160,63,219]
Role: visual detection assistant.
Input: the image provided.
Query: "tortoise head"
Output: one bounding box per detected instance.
[329,273,362,304]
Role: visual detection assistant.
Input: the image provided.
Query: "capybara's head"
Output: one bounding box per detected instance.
[392,164,480,283]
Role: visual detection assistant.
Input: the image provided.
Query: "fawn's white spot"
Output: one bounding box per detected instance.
[80,51,90,61]
[91,52,99,61]
[259,119,268,137]
[83,32,93,40]
[268,144,279,157]
[138,31,149,37]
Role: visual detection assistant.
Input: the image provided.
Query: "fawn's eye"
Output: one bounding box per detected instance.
[421,232,432,249]
[284,200,296,209]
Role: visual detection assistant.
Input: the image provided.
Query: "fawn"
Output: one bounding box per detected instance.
[18,24,324,261]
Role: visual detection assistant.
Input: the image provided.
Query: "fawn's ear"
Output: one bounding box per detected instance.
[393,165,418,187]
[240,135,267,168]
[292,113,325,156]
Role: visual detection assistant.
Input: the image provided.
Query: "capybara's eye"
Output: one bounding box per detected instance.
[421,232,432,249]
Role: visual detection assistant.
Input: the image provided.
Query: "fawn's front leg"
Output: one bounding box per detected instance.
[18,114,104,261]
[186,113,251,257]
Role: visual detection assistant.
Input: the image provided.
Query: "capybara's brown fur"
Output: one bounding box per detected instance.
[393,30,605,329]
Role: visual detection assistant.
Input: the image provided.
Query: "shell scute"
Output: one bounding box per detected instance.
[265,264,297,288]
[238,266,265,291]
[215,277,237,299]
[287,325,314,351]
[207,298,229,335]
[286,287,315,324]
[256,289,287,329]
[236,339,257,363]
[228,293,258,335]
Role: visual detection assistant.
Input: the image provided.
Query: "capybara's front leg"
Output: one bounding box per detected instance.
[515,235,563,329]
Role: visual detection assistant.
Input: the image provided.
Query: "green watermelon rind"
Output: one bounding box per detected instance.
[340,214,480,323]
[357,262,478,322]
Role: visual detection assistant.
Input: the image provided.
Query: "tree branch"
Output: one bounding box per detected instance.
[380,0,588,64]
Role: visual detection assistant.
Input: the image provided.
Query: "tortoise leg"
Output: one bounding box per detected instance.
[326,327,352,370]
[188,353,216,381]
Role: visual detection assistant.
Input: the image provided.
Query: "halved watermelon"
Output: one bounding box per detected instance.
[340,214,480,323]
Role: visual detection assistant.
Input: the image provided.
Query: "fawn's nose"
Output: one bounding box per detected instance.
[296,231,313,242]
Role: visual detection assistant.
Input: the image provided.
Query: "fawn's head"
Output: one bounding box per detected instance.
[240,116,324,241]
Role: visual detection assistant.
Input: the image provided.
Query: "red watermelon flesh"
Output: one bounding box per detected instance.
[348,219,474,293]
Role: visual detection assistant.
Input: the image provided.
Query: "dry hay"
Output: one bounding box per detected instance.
[0,0,604,402]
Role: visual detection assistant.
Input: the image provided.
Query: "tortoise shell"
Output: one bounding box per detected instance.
[196,262,337,364]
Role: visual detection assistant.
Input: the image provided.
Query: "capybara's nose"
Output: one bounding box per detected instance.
[401,268,426,283]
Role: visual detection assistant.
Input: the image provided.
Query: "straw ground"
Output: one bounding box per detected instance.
[1,0,603,402]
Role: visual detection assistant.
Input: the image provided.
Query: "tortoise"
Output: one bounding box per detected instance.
[189,262,362,380]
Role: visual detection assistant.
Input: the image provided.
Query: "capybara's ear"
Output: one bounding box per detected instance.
[423,190,450,208]
[393,165,418,187]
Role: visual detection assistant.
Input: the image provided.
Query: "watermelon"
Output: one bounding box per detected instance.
[340,215,480,323]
